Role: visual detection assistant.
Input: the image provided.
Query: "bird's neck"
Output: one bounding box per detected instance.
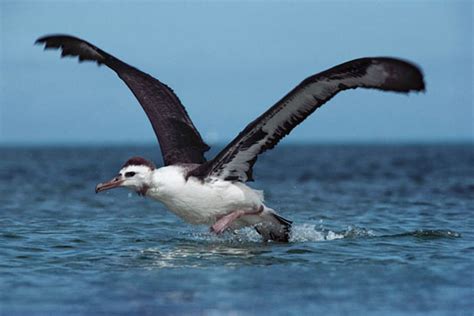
[136,184,150,196]
[145,165,187,199]
[133,170,156,197]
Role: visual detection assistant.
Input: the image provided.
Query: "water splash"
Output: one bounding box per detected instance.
[181,224,376,243]
[289,223,343,242]
[289,224,377,242]
[161,225,460,245]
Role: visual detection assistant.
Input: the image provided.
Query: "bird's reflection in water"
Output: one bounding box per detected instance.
[138,230,278,269]
[135,224,352,269]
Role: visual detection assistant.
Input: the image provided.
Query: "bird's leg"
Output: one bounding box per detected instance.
[211,206,263,234]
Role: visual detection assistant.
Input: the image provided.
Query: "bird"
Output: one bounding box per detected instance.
[36,34,424,242]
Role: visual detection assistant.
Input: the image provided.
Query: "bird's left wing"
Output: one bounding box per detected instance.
[188,57,424,182]
[36,34,210,165]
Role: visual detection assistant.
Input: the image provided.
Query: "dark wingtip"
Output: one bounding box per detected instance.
[35,34,66,45]
[419,81,426,93]
[35,34,108,64]
[408,62,425,93]
[35,35,49,45]
[372,57,426,94]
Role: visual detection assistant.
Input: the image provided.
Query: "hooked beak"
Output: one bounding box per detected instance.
[95,176,124,193]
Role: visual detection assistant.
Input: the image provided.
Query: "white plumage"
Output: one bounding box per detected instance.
[122,165,279,232]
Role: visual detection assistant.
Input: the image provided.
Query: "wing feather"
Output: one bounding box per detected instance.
[36,34,210,165]
[189,57,424,182]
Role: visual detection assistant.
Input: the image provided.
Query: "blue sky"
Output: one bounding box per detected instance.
[0,1,472,145]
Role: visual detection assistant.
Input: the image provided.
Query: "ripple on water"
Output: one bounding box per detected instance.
[384,230,462,239]
[1,232,25,239]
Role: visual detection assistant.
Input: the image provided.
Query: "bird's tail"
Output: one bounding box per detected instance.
[255,207,292,242]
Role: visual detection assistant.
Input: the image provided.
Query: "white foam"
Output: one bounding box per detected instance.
[211,224,347,243]
[289,223,344,242]
[179,223,374,244]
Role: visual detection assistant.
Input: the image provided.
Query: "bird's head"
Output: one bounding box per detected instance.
[95,156,156,196]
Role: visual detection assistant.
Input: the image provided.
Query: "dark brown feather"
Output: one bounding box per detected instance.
[36,34,210,166]
[189,57,424,182]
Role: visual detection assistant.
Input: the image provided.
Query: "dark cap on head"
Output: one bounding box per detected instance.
[122,156,156,170]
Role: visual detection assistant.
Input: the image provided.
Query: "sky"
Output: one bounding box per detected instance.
[0,0,472,145]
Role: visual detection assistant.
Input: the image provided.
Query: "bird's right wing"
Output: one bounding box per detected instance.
[36,34,210,166]
[189,57,424,182]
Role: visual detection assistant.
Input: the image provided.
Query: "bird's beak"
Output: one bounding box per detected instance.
[95,176,124,193]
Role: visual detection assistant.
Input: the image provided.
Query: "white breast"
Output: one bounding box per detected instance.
[146,165,264,225]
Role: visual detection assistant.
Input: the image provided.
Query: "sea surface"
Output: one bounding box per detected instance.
[1,144,473,315]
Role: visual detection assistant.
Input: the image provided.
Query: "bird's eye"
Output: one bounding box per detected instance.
[125,172,136,178]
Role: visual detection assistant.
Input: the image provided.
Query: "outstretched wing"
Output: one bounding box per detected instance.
[36,34,210,165]
[189,57,424,182]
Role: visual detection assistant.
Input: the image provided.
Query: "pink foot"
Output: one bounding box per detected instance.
[210,207,263,235]
[211,210,244,234]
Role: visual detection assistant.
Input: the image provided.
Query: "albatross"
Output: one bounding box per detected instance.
[36,34,424,242]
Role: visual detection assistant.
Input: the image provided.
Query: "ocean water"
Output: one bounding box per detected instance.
[0,144,473,315]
